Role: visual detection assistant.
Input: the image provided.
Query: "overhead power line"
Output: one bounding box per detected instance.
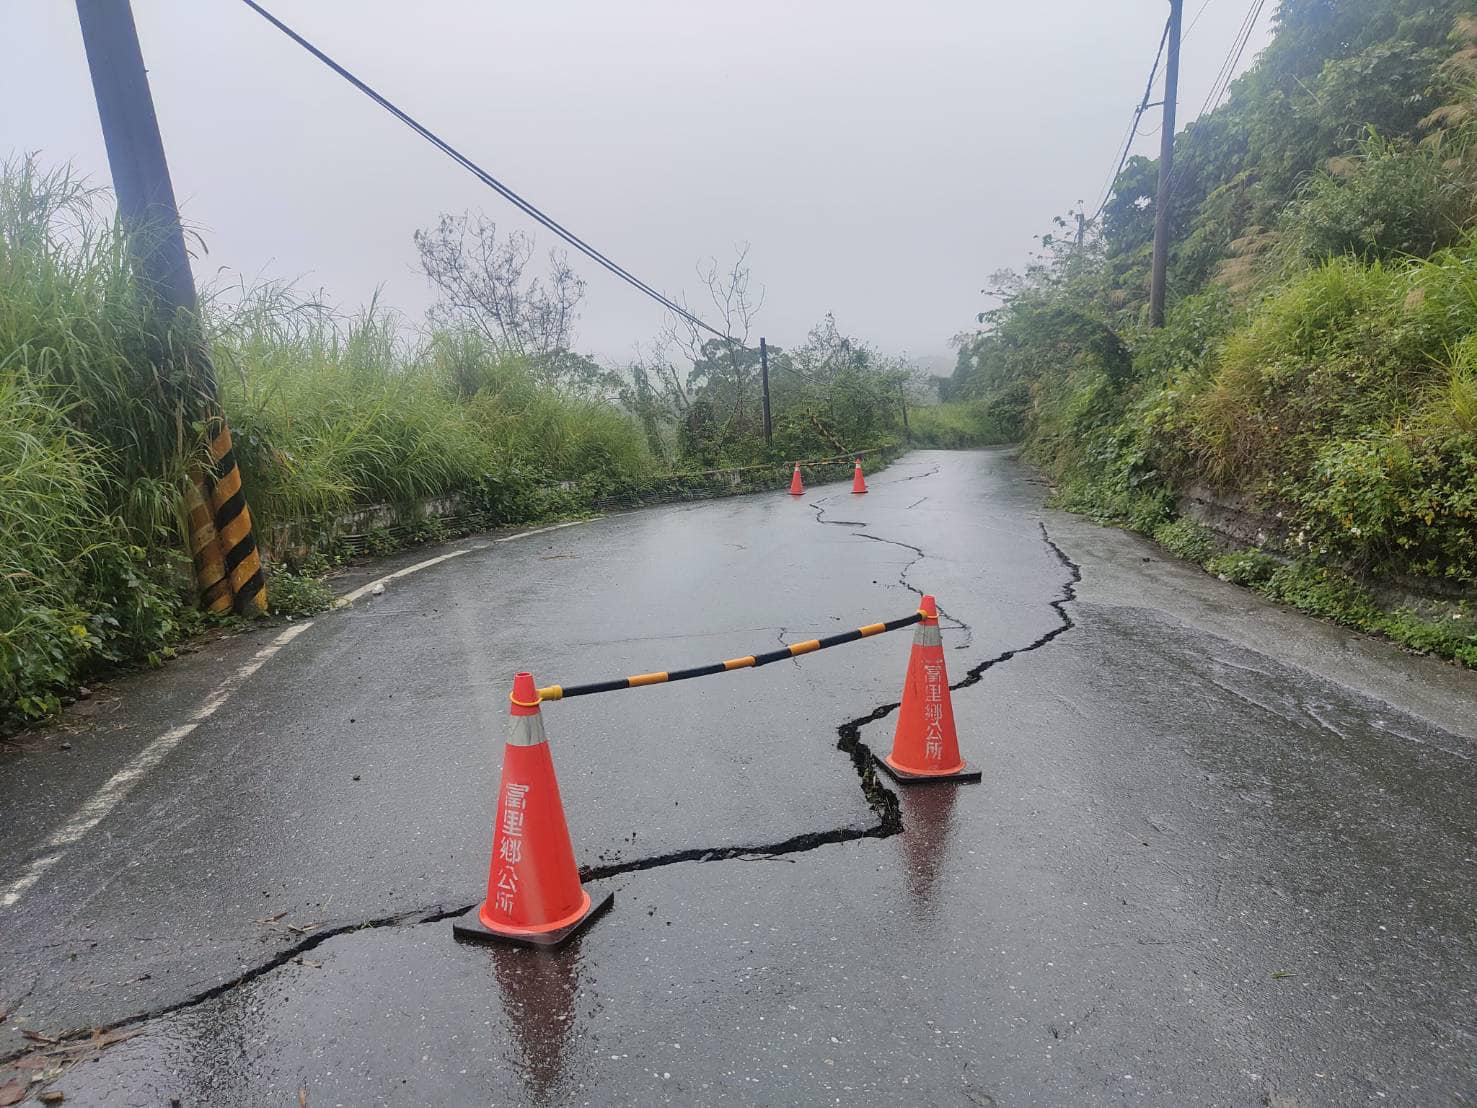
[1197,0,1267,121]
[236,0,727,339]
[1183,0,1216,42]
[1090,12,1173,223]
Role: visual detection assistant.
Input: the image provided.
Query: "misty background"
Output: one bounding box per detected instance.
[2,0,1271,366]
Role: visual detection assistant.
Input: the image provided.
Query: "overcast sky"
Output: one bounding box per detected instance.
[4,1,1272,365]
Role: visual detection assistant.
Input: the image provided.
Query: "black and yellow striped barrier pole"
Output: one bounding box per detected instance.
[205,418,268,615]
[184,472,233,614]
[536,610,924,702]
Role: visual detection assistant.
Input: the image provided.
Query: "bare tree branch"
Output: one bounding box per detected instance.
[414,211,586,363]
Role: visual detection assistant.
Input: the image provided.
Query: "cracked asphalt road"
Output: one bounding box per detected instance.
[2,449,1474,1106]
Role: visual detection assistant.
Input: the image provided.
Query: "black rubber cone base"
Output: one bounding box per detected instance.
[875,755,983,785]
[452,888,614,949]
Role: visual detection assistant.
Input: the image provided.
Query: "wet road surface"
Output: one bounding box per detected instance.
[1,449,1473,1106]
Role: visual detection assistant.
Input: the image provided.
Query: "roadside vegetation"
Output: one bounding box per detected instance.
[948,2,1477,665]
[905,400,1016,449]
[0,159,923,724]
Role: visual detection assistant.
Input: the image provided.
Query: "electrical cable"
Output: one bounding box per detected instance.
[1214,0,1267,109]
[1183,0,1215,42]
[1089,12,1173,223]
[1197,0,1266,121]
[236,0,727,339]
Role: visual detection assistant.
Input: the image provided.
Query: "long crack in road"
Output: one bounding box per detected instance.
[2,458,1081,1060]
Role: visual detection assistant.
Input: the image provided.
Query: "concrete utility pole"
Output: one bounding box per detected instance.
[759,337,773,447]
[76,0,268,614]
[75,0,201,325]
[1149,0,1182,328]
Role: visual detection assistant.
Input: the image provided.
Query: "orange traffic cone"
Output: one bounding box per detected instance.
[851,457,868,494]
[453,673,613,947]
[877,595,981,784]
[789,463,805,496]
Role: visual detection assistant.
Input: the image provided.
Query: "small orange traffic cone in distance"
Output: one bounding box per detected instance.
[877,595,981,784]
[789,463,805,496]
[851,457,868,494]
[453,673,613,947]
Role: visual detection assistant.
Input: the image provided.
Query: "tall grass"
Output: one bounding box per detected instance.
[1425,335,1477,437]
[0,158,196,545]
[0,370,182,716]
[0,158,659,723]
[212,286,656,537]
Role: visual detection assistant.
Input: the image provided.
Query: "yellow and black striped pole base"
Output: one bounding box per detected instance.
[184,472,233,614]
[206,419,267,616]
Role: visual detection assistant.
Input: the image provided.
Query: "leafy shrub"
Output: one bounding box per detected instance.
[1206,550,1280,586]
[1151,518,1218,564]
[1229,558,1477,665]
[1132,289,1238,383]
[1378,606,1477,664]
[1258,562,1386,624]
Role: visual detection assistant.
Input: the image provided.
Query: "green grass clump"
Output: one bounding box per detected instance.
[0,158,198,547]
[1177,242,1477,586]
[266,568,336,618]
[1376,606,1477,665]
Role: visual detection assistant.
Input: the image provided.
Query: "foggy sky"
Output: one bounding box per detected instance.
[3,1,1272,365]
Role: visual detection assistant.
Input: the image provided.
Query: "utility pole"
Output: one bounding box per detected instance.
[899,382,911,441]
[759,337,773,448]
[1149,0,1182,328]
[76,0,267,614]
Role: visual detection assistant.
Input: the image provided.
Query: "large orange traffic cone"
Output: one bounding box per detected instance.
[877,595,981,784]
[851,457,868,494]
[789,463,805,496]
[453,673,613,947]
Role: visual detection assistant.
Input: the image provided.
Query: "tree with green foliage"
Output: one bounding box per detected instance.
[947,2,1477,665]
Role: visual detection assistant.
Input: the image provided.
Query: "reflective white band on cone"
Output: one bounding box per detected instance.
[507,711,548,747]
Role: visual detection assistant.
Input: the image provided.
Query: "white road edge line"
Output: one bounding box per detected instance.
[333,519,591,608]
[1,517,594,909]
[0,620,313,910]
